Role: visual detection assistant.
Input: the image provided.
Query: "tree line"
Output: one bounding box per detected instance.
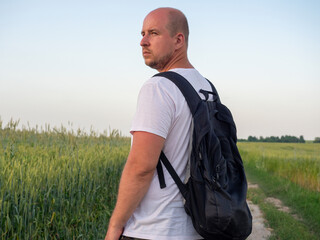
[238,135,320,143]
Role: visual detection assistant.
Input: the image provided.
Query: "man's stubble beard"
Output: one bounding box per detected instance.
[146,52,173,70]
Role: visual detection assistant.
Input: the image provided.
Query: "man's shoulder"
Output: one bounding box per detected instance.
[144,68,202,86]
[142,73,179,92]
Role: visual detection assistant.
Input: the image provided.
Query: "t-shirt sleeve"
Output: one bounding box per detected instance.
[130,78,175,139]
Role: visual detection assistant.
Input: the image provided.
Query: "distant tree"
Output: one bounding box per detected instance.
[245,135,305,143]
[280,135,300,143]
[314,137,320,143]
[269,136,280,142]
[299,135,305,143]
[248,136,258,142]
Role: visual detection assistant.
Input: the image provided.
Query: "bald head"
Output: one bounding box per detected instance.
[141,8,193,71]
[148,8,189,46]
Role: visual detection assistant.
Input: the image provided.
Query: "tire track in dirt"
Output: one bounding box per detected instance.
[246,183,272,240]
[246,182,303,239]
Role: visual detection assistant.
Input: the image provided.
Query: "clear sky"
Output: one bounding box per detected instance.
[1,0,319,140]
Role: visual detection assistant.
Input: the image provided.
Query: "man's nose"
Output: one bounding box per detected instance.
[140,35,150,47]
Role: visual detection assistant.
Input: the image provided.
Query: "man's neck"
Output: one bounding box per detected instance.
[158,50,193,72]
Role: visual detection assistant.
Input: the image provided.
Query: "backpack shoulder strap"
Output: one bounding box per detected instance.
[154,71,201,193]
[154,71,201,116]
[154,72,218,194]
[159,152,188,198]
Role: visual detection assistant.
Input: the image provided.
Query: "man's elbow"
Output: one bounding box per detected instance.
[125,158,157,181]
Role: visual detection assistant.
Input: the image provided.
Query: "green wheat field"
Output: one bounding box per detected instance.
[1,120,319,239]
[0,120,130,239]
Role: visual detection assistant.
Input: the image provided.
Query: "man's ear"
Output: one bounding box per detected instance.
[175,33,185,49]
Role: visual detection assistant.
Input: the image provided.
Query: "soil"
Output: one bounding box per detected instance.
[247,183,272,240]
[246,200,272,240]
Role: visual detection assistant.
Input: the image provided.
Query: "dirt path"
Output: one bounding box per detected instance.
[246,200,272,240]
[246,183,272,240]
[246,182,302,239]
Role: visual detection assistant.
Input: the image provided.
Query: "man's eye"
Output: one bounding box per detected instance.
[151,32,158,35]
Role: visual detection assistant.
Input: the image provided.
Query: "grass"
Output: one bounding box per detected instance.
[238,142,320,239]
[247,186,318,240]
[0,120,130,239]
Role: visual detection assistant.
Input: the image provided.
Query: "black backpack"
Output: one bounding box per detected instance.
[155,71,252,240]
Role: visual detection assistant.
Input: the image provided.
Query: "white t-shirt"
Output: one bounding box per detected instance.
[123,68,211,240]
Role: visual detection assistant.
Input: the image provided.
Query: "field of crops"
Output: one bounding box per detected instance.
[1,118,320,239]
[238,142,320,192]
[0,121,130,239]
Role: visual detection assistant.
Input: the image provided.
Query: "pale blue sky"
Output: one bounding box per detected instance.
[1,0,319,139]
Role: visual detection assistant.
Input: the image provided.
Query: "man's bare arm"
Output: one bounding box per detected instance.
[105,131,165,240]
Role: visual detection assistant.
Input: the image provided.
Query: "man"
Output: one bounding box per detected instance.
[105,7,211,240]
